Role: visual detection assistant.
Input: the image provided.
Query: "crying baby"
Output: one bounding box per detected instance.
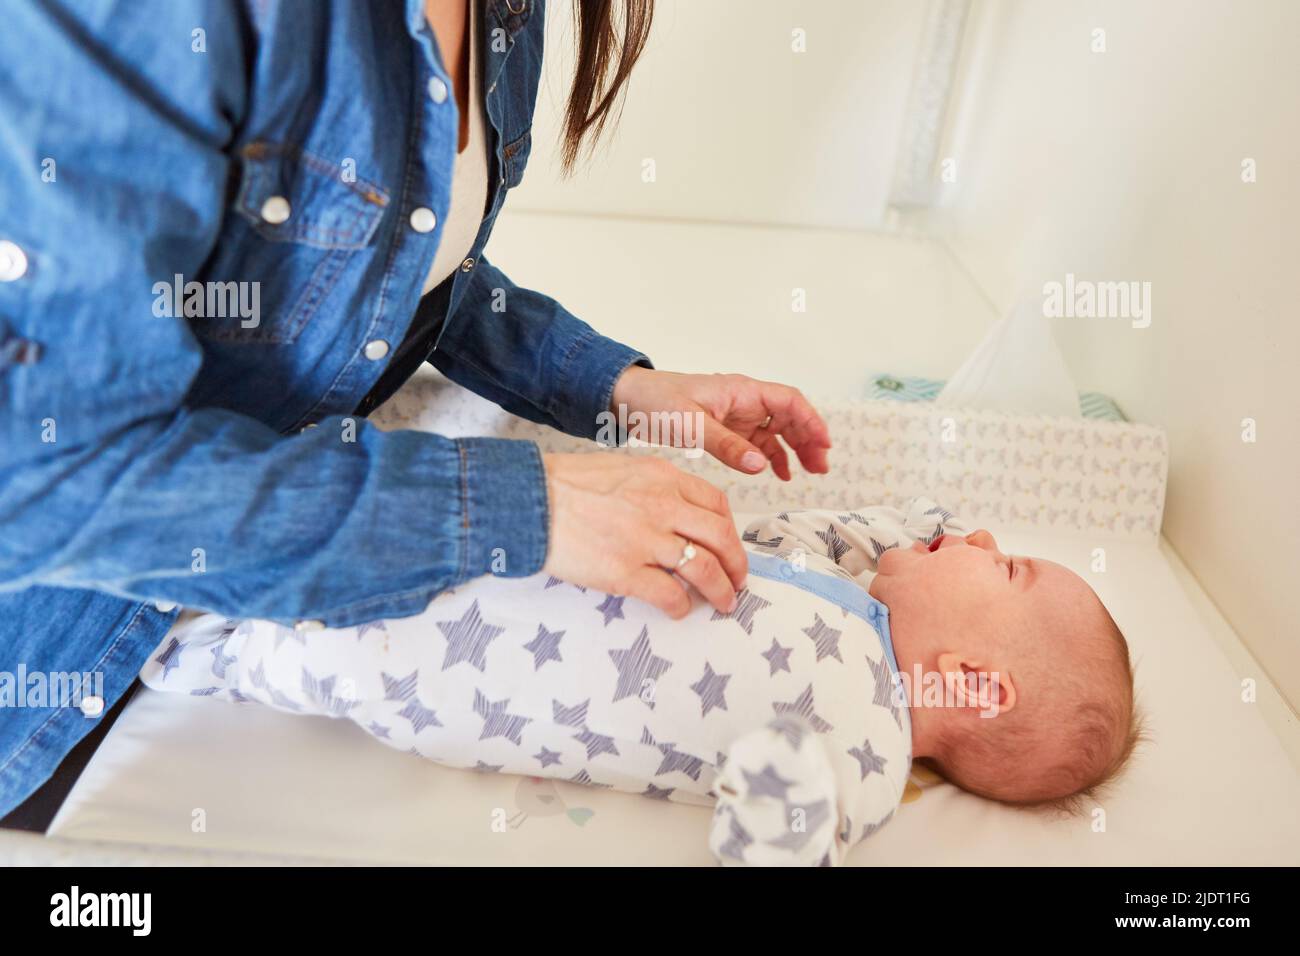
[141,497,1140,865]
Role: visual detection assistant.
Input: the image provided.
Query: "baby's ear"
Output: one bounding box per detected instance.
[937,653,1016,716]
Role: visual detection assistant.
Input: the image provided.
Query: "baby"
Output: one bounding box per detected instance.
[141,497,1140,865]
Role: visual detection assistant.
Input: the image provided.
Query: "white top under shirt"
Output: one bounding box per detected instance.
[423,0,489,296]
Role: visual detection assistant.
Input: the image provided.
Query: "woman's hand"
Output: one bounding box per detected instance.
[610,367,831,480]
[541,452,748,619]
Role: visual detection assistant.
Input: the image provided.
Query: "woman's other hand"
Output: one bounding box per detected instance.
[609,367,831,481]
[541,452,747,619]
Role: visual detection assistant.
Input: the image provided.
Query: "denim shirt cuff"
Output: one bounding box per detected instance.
[554,330,653,442]
[455,437,550,580]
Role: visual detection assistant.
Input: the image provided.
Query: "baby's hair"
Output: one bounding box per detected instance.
[1005,608,1146,816]
[932,601,1145,812]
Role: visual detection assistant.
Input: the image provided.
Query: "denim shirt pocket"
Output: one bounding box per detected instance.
[501,127,532,189]
[195,142,389,345]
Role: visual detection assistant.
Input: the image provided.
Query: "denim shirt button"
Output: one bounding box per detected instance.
[460,257,475,272]
[428,76,449,104]
[260,196,291,225]
[79,695,105,718]
[0,240,29,281]
[364,340,390,361]
[295,620,325,633]
[409,207,437,233]
[154,600,177,613]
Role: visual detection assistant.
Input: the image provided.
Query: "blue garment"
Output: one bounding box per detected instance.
[0,0,648,814]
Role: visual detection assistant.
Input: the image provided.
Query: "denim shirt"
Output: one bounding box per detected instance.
[0,0,649,815]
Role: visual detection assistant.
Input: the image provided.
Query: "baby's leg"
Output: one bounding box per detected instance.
[139,574,674,794]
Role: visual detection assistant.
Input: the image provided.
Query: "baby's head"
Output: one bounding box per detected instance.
[869,531,1141,810]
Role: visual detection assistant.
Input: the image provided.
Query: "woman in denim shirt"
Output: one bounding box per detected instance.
[0,0,830,819]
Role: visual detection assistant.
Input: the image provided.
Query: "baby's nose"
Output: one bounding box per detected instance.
[964,529,1000,553]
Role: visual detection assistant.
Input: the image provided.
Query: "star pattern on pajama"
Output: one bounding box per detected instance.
[742,529,784,549]
[762,638,794,676]
[716,807,754,861]
[300,668,361,717]
[272,624,304,652]
[552,698,589,727]
[651,736,707,781]
[773,684,833,733]
[690,661,731,717]
[816,524,852,563]
[595,594,625,626]
[573,727,620,761]
[153,637,183,681]
[802,613,844,663]
[848,738,887,779]
[867,653,903,729]
[473,689,531,745]
[146,499,925,866]
[711,587,772,635]
[608,626,671,708]
[381,670,418,702]
[523,623,565,670]
[569,769,612,789]
[544,576,587,593]
[397,697,442,734]
[437,600,505,672]
[742,763,796,800]
[868,536,895,560]
[768,714,808,750]
[209,635,237,681]
[533,746,563,768]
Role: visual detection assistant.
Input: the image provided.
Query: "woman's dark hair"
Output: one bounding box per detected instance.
[560,0,654,174]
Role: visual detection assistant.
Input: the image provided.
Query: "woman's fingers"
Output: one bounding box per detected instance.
[626,566,692,620]
[751,426,792,481]
[674,469,734,520]
[700,416,768,475]
[651,533,737,615]
[758,383,831,474]
[666,498,748,591]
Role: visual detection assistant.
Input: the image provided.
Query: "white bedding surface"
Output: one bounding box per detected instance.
[47,527,1300,865]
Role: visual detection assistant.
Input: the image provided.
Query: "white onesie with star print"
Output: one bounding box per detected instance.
[141,497,969,865]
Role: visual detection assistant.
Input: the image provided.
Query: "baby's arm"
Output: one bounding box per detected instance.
[743,498,971,581]
[707,715,899,866]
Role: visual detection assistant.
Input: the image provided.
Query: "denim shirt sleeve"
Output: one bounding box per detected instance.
[0,1,548,628]
[430,254,653,441]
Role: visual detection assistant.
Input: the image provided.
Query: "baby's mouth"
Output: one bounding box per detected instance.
[927,535,946,552]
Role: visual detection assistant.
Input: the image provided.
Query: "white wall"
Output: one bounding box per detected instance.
[512,0,927,229]
[927,0,1300,704]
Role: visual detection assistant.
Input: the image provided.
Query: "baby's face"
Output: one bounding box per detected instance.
[870,530,1135,804]
[868,530,1098,660]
